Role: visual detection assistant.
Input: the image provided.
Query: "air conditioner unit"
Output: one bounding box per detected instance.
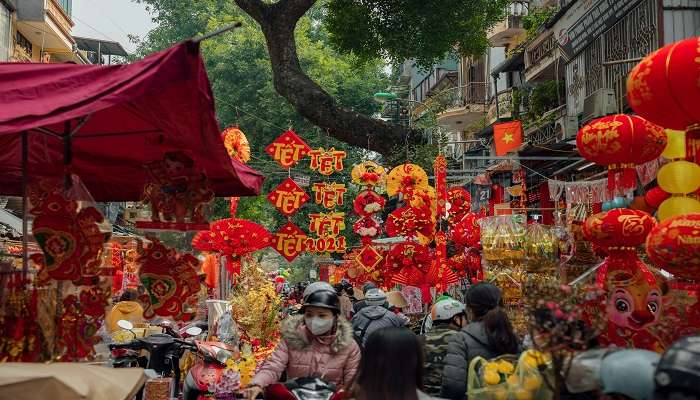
[582,88,617,122]
[554,116,579,142]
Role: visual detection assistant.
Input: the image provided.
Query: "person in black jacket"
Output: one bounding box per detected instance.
[441,283,521,400]
[351,282,378,316]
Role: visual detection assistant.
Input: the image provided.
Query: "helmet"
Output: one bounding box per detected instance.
[365,288,387,306]
[303,281,334,299]
[362,282,377,294]
[301,290,340,313]
[600,349,660,400]
[565,348,610,394]
[430,299,466,322]
[655,336,700,398]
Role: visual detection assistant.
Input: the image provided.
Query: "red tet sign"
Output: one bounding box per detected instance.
[311,182,347,209]
[308,212,346,237]
[267,178,310,216]
[271,222,307,262]
[309,147,347,175]
[265,130,312,169]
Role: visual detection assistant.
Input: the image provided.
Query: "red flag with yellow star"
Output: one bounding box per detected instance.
[493,121,523,156]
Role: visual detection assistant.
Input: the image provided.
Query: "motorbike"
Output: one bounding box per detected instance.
[182,339,239,400]
[110,320,202,398]
[265,378,349,400]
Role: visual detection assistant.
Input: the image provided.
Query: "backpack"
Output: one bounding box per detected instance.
[352,308,389,347]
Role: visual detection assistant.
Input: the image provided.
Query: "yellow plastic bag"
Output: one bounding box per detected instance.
[467,350,553,400]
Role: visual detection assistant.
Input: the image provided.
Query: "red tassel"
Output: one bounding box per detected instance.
[607,168,616,192]
[687,128,700,164]
[622,168,637,190]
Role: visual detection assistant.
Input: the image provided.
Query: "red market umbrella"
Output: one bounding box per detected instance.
[0,40,263,201]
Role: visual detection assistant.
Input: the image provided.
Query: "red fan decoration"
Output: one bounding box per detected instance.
[450,212,482,249]
[447,187,472,225]
[193,218,271,275]
[386,206,435,244]
[353,190,386,217]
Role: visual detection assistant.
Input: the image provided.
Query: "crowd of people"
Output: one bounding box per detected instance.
[242,280,700,400]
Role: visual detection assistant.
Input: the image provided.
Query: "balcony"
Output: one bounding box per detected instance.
[487,89,514,125]
[410,67,458,118]
[488,1,529,47]
[434,83,489,133]
[16,0,75,59]
[524,30,563,83]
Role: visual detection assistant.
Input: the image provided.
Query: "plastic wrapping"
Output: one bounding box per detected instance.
[467,350,553,400]
[524,224,558,274]
[480,216,526,267]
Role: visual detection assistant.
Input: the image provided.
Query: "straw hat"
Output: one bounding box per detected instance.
[386,291,408,308]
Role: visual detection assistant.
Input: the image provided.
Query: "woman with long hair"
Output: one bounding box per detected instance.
[441,282,521,400]
[352,327,439,400]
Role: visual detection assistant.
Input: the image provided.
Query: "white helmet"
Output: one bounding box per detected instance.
[365,288,387,306]
[431,299,466,322]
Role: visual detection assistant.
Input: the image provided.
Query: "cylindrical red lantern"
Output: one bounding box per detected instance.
[644,186,670,209]
[583,209,657,250]
[646,213,700,280]
[627,37,700,162]
[576,115,667,190]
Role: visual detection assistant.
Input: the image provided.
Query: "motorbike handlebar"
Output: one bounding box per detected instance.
[109,340,143,351]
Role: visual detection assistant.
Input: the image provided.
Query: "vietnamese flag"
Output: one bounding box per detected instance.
[493,121,523,156]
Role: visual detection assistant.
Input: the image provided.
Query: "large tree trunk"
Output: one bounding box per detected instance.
[233,0,420,156]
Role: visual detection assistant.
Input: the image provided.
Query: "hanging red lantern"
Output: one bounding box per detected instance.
[450,212,482,249]
[644,186,670,209]
[627,37,700,162]
[576,115,667,191]
[646,213,700,280]
[583,209,657,251]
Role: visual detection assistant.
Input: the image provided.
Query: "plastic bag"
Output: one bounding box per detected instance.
[467,350,553,400]
[524,224,558,274]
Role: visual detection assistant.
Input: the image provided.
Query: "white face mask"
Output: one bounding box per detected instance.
[305,316,334,336]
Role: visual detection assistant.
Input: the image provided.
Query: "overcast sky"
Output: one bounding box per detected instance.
[71,0,155,54]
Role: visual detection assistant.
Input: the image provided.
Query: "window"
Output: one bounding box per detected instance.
[56,0,72,17]
[0,3,9,62]
[16,31,32,59]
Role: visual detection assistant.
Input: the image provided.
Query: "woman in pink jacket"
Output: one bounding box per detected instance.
[245,287,361,399]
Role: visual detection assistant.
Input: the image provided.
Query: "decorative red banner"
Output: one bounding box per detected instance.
[311,182,347,209]
[308,147,347,175]
[271,222,308,262]
[434,155,447,217]
[356,245,383,270]
[267,178,310,216]
[308,212,346,237]
[265,130,312,169]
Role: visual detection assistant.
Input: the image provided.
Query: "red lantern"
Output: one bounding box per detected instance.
[644,186,670,209]
[583,209,657,251]
[450,212,482,249]
[646,213,700,280]
[447,187,472,225]
[627,37,700,162]
[576,115,667,190]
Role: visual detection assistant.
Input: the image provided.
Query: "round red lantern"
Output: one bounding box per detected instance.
[646,213,700,280]
[450,212,482,249]
[576,115,667,190]
[644,186,670,209]
[627,37,700,162]
[583,209,657,250]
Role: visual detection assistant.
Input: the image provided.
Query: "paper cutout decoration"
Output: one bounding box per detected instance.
[386,206,435,245]
[267,178,310,216]
[447,187,472,226]
[192,218,271,275]
[308,212,346,237]
[304,236,347,253]
[387,164,429,197]
[142,151,214,226]
[265,130,312,169]
[351,161,387,188]
[354,216,382,245]
[356,245,384,270]
[29,180,109,284]
[271,222,308,262]
[311,182,347,209]
[353,190,386,217]
[308,147,347,175]
[138,239,201,320]
[434,156,448,217]
[56,291,108,361]
[221,126,251,163]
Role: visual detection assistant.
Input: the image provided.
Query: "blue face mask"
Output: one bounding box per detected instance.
[305,316,334,336]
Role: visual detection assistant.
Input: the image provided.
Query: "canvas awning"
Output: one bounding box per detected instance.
[0,41,263,201]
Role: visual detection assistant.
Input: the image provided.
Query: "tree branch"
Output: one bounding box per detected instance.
[233,0,421,156]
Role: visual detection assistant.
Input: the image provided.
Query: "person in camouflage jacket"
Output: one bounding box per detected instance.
[421,299,468,397]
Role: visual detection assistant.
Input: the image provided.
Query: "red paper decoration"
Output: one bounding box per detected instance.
[353,190,386,217]
[308,212,346,237]
[576,115,667,190]
[646,213,700,280]
[447,187,472,225]
[271,222,307,262]
[644,186,670,209]
[450,212,482,249]
[308,147,347,175]
[357,245,384,270]
[385,242,432,272]
[351,161,387,188]
[386,206,435,244]
[354,216,381,245]
[192,218,271,274]
[434,155,448,217]
[267,178,310,216]
[265,130,312,169]
[311,182,347,209]
[221,126,251,163]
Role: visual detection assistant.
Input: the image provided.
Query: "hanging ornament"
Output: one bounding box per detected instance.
[353,216,382,245]
[267,178,310,217]
[351,161,387,188]
[447,187,472,226]
[627,36,700,163]
[645,186,671,209]
[646,213,700,280]
[311,182,347,209]
[386,164,429,197]
[434,155,448,217]
[353,190,386,216]
[308,147,347,175]
[356,245,384,270]
[385,242,432,272]
[386,205,435,244]
[221,126,251,163]
[657,196,700,221]
[192,218,271,275]
[450,212,482,249]
[270,222,307,262]
[576,114,667,191]
[265,130,311,169]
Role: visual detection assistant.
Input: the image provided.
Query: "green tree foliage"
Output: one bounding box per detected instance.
[325,0,511,68]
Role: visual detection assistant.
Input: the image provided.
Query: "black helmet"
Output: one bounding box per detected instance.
[655,336,700,398]
[302,289,340,314]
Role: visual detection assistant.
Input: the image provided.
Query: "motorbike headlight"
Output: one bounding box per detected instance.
[215,349,233,364]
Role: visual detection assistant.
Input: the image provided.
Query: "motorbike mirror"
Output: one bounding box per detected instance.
[185,326,203,336]
[117,320,134,330]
